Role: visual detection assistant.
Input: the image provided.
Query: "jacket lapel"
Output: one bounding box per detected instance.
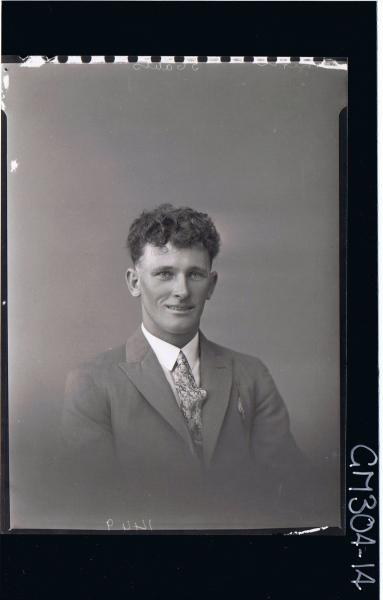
[118,329,192,448]
[200,334,233,466]
[118,329,234,464]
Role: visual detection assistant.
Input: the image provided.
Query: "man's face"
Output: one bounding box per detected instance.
[127,242,217,346]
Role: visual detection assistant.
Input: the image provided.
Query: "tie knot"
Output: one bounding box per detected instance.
[176,350,188,368]
[174,351,194,381]
[173,351,207,402]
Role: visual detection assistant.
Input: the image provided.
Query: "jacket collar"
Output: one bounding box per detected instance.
[119,328,232,466]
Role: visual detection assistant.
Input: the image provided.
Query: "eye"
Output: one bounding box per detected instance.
[189,271,205,281]
[155,270,173,280]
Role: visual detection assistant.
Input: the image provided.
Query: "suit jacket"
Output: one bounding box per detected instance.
[61,329,314,529]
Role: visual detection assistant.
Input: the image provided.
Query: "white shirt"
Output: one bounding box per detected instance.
[141,324,200,403]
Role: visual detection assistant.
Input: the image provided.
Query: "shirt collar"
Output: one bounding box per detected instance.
[141,324,199,372]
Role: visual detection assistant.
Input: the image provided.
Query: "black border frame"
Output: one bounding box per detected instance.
[1,2,377,599]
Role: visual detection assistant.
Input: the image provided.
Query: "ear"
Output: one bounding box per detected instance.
[126,267,141,297]
[206,271,218,300]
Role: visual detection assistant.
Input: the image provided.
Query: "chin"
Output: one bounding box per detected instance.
[166,323,196,335]
[163,318,198,335]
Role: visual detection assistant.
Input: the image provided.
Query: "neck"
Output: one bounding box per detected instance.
[142,322,198,348]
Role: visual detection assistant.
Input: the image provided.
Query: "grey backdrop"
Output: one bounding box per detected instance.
[5,62,347,529]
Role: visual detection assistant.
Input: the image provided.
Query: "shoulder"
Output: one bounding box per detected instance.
[203,337,271,380]
[205,338,264,368]
[66,344,126,386]
[204,338,285,417]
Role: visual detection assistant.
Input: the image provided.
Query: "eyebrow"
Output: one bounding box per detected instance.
[151,266,209,273]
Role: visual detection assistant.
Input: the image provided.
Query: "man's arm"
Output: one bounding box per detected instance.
[250,359,304,469]
[60,367,122,506]
[249,359,330,521]
[62,368,113,451]
[245,359,321,516]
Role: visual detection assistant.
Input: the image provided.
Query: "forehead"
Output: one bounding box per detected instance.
[138,243,210,268]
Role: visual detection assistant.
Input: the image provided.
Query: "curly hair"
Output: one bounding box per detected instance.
[127,204,221,265]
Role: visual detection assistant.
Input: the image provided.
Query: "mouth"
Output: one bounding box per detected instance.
[165,305,195,313]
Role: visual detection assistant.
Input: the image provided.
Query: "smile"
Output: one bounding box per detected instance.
[165,305,194,313]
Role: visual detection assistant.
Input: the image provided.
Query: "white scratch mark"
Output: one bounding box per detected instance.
[318,59,348,71]
[20,56,48,68]
[300,57,347,70]
[1,72,9,110]
[10,160,19,173]
[286,526,329,536]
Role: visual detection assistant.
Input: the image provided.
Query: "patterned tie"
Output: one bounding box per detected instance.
[172,351,207,456]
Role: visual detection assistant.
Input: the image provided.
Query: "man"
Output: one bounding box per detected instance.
[62,204,316,529]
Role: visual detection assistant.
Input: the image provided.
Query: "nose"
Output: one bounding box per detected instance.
[172,274,190,299]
